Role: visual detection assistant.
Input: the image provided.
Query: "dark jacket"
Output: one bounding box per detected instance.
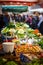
[32,16,39,29]
[3,15,10,26]
[38,21,43,35]
[0,14,5,31]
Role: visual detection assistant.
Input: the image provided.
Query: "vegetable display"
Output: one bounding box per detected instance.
[1,22,33,38]
[1,22,43,65]
[1,22,43,47]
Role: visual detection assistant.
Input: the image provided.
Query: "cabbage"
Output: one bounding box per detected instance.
[18,29,24,34]
[23,24,29,28]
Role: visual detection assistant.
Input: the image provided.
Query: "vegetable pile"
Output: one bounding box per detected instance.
[25,58,43,65]
[1,22,34,38]
[1,22,43,48]
[0,58,18,65]
[0,58,43,65]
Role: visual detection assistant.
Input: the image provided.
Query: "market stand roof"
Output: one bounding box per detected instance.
[30,8,43,13]
[2,5,28,12]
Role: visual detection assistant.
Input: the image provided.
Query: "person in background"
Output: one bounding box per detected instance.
[10,14,13,22]
[22,14,25,22]
[14,14,19,22]
[18,15,22,22]
[25,15,29,24]
[3,12,10,27]
[25,15,32,27]
[37,13,43,35]
[32,12,39,29]
[28,15,33,28]
[0,14,5,32]
[10,13,15,23]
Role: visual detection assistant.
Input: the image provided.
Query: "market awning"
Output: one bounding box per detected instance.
[2,5,28,12]
[30,8,43,13]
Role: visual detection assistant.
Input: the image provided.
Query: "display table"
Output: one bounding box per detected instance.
[0,44,43,65]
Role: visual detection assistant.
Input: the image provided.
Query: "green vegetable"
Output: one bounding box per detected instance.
[5,61,18,65]
[25,59,43,65]
[17,34,25,38]
[37,39,43,49]
[1,27,9,34]
[7,25,15,29]
[0,58,6,65]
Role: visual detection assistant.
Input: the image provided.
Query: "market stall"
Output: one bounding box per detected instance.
[0,22,43,65]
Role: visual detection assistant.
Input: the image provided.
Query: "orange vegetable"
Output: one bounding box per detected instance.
[33,29,39,34]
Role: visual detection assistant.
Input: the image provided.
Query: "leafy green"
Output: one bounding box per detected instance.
[37,39,43,49]
[0,58,7,65]
[0,58,18,65]
[17,34,25,38]
[5,61,18,65]
[25,59,43,65]
[1,27,9,34]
